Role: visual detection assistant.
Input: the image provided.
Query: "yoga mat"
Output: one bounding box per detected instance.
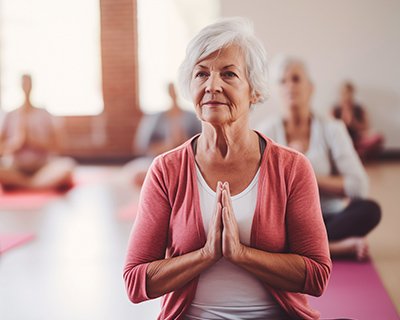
[309,261,399,320]
[0,167,114,210]
[0,233,35,254]
[116,201,139,221]
[0,189,61,210]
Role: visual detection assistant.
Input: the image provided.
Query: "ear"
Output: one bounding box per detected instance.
[250,92,261,105]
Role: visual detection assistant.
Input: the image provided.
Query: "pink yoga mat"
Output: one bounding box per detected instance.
[309,260,399,320]
[0,233,35,254]
[116,201,139,221]
[0,168,113,210]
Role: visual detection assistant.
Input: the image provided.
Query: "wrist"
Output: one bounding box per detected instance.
[199,246,221,265]
[225,243,246,264]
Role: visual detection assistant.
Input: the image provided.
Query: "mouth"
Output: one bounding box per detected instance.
[202,100,227,106]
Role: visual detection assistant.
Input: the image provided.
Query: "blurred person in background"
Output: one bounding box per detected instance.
[257,57,381,261]
[124,18,331,320]
[332,81,384,161]
[135,82,201,158]
[0,74,75,191]
[127,82,201,188]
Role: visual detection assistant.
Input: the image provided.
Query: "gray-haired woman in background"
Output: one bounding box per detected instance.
[257,56,381,261]
[124,18,331,320]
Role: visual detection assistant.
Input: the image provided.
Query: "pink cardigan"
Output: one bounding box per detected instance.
[124,133,331,319]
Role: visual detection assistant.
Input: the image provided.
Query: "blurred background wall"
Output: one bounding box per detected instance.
[1,0,399,161]
[0,0,141,162]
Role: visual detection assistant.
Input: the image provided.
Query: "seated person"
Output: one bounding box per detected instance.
[0,74,75,191]
[124,18,331,320]
[257,57,381,260]
[128,82,201,187]
[332,81,384,161]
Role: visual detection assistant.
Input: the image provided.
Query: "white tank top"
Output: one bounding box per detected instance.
[183,165,290,320]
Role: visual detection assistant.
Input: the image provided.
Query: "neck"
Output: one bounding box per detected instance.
[167,101,182,115]
[284,104,311,127]
[198,116,255,159]
[22,96,33,109]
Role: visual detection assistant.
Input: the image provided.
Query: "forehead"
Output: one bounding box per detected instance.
[284,63,307,77]
[195,45,246,69]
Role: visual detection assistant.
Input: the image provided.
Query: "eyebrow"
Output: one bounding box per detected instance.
[195,64,238,70]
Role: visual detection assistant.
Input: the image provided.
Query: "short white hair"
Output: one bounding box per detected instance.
[178,17,269,105]
[269,55,312,85]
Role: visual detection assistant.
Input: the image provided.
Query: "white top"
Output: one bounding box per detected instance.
[183,165,290,320]
[256,115,369,213]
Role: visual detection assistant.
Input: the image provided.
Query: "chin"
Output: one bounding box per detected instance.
[200,110,230,125]
[202,118,228,126]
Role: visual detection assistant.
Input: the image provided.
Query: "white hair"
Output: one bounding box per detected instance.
[269,55,312,85]
[178,17,269,105]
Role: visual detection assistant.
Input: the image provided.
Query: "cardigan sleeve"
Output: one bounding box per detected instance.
[286,153,332,297]
[325,119,369,198]
[123,155,172,303]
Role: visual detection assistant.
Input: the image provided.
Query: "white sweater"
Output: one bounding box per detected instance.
[256,115,368,214]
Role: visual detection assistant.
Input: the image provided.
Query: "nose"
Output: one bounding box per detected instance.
[205,72,222,94]
[282,79,295,94]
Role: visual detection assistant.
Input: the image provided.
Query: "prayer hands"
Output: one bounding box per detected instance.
[221,182,244,261]
[202,181,244,263]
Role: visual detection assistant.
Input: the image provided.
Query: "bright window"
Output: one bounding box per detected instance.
[0,0,103,116]
[137,0,220,113]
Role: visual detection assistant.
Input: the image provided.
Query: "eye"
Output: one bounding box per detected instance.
[223,71,237,78]
[292,75,300,83]
[195,71,208,78]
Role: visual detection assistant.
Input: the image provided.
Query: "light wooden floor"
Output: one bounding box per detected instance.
[0,162,399,319]
[365,161,400,313]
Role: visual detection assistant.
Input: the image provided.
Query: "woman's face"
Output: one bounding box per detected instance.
[190,45,259,126]
[278,64,312,112]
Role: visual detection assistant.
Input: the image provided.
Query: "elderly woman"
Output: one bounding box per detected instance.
[124,18,331,320]
[257,57,381,261]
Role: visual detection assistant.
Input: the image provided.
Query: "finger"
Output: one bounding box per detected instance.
[222,189,229,210]
[210,201,221,226]
[215,181,223,206]
[215,202,222,229]
[212,182,222,215]
[222,189,233,214]
[222,205,236,231]
[224,182,233,210]
[222,206,228,226]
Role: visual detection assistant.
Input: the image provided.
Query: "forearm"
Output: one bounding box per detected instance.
[316,174,345,196]
[229,246,306,292]
[146,248,217,298]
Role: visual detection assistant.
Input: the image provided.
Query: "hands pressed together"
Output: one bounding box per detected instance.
[202,181,245,263]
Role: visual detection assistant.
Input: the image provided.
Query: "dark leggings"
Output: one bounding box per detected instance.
[323,199,381,242]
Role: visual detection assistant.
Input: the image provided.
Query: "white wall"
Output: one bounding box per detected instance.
[221,0,400,149]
